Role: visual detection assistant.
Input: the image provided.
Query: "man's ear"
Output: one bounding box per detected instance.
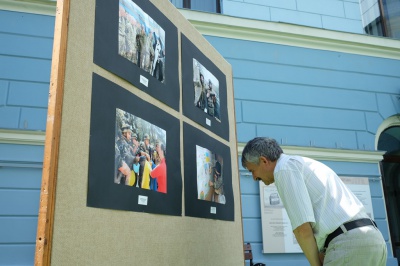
[259,156,268,165]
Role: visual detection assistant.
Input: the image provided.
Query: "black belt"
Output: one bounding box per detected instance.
[324,218,377,249]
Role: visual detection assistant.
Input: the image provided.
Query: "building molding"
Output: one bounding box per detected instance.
[0,0,56,16]
[179,9,400,60]
[0,129,45,146]
[237,142,384,164]
[0,131,385,163]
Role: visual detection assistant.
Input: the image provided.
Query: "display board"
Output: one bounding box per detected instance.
[259,176,374,254]
[35,0,242,265]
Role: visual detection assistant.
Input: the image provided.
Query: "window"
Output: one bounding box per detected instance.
[381,0,400,39]
[360,0,400,39]
[170,0,221,13]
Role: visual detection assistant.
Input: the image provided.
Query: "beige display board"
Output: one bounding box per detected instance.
[34,0,243,265]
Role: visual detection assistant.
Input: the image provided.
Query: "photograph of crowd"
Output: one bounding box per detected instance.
[114,108,167,193]
[193,59,221,122]
[118,0,166,82]
[196,145,225,204]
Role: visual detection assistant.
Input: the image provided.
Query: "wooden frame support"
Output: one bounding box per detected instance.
[34,0,70,265]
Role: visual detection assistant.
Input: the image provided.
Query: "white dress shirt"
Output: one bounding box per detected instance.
[274,154,368,250]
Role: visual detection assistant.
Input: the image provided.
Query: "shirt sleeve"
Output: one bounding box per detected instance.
[275,169,316,230]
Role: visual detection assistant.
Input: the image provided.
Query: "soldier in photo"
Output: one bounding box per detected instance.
[147,32,155,73]
[118,7,127,57]
[206,80,215,117]
[193,68,206,110]
[152,38,164,82]
[136,24,145,68]
[125,14,136,61]
[138,133,154,162]
[116,124,136,185]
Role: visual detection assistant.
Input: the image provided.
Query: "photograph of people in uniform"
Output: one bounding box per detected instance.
[118,0,166,82]
[196,145,225,204]
[193,59,221,122]
[114,108,167,193]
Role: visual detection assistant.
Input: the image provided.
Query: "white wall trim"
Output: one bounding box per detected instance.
[237,143,384,164]
[0,129,45,146]
[0,129,384,163]
[0,0,56,16]
[179,9,400,60]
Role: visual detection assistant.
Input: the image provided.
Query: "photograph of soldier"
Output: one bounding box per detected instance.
[192,59,221,122]
[115,108,167,193]
[118,0,166,82]
[195,145,225,204]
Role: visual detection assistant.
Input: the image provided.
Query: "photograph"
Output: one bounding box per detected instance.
[196,145,225,204]
[193,59,221,122]
[87,73,182,216]
[263,186,283,209]
[119,0,166,82]
[94,0,180,110]
[183,122,234,221]
[181,34,229,140]
[115,108,167,193]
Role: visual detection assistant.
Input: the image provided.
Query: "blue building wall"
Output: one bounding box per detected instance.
[1,3,400,266]
[0,10,53,265]
[0,144,44,265]
[0,10,53,130]
[204,36,400,150]
[222,0,364,34]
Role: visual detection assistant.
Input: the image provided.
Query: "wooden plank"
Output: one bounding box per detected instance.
[34,0,70,265]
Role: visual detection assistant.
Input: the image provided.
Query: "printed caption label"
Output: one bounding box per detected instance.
[210,206,216,214]
[138,195,148,206]
[140,75,149,87]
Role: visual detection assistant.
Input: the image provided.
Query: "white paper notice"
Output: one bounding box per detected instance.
[140,75,149,87]
[138,195,148,206]
[339,176,374,219]
[259,183,302,253]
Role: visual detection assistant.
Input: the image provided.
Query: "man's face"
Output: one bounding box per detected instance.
[155,143,160,153]
[245,156,274,186]
[124,131,132,141]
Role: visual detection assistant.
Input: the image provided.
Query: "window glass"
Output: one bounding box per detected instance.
[191,0,219,13]
[170,0,220,13]
[170,0,183,9]
[382,0,400,39]
[360,0,400,39]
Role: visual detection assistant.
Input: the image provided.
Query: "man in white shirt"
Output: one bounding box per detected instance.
[241,137,387,266]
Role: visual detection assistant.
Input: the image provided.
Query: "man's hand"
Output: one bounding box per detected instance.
[318,251,325,264]
[118,161,131,176]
